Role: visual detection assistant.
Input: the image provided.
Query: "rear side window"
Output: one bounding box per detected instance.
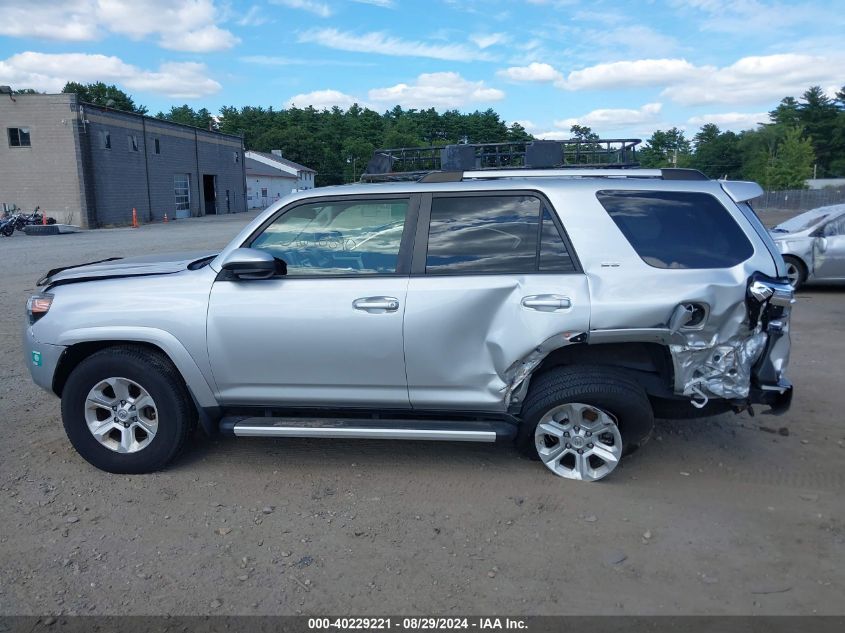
[597,190,753,269]
[425,195,577,274]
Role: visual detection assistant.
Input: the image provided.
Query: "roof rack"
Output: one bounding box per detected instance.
[361,138,643,182]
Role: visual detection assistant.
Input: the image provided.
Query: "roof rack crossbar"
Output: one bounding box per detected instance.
[362,138,642,181]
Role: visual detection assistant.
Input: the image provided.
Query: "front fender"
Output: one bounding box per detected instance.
[56,326,219,410]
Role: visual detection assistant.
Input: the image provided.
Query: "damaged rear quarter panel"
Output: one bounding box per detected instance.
[546,182,788,406]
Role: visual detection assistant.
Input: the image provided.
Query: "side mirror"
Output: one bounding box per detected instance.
[815,237,828,253]
[220,248,285,280]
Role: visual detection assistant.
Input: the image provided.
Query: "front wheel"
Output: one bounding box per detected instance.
[517,366,654,481]
[61,346,194,473]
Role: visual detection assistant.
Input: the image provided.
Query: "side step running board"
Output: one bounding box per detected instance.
[220,416,515,442]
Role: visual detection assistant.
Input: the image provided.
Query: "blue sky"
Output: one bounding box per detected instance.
[1,0,843,139]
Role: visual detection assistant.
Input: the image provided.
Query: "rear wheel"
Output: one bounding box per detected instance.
[783,256,807,290]
[61,346,194,473]
[518,366,654,481]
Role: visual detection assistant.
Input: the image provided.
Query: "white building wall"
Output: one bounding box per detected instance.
[247,175,297,209]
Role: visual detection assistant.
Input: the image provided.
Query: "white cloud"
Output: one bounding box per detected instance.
[552,103,663,130]
[285,89,360,109]
[512,119,538,132]
[298,28,495,61]
[687,112,769,131]
[285,72,505,111]
[0,0,239,52]
[0,52,221,99]
[0,0,99,41]
[470,33,508,49]
[497,62,562,83]
[558,59,696,90]
[555,53,845,106]
[352,0,395,7]
[237,5,267,26]
[368,72,505,109]
[270,0,331,17]
[662,53,845,106]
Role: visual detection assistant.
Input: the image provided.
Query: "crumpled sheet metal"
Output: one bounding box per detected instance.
[501,332,575,407]
[670,328,767,405]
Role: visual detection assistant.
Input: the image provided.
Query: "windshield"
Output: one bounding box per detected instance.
[772,204,845,233]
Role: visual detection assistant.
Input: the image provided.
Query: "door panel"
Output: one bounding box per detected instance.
[404,274,590,410]
[813,217,845,279]
[207,194,417,408]
[207,277,410,406]
[403,191,590,411]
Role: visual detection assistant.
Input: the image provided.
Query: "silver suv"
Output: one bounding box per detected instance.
[24,164,795,481]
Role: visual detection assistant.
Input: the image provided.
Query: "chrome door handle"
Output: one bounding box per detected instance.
[353,296,400,312]
[521,295,572,311]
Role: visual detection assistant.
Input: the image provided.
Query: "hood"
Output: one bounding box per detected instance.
[38,251,217,288]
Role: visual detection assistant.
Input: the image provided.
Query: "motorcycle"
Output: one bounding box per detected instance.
[0,214,15,237]
[13,207,56,230]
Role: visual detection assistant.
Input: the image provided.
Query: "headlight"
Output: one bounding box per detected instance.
[26,293,53,324]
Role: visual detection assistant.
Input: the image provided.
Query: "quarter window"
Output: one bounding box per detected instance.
[251,198,409,276]
[8,127,31,147]
[597,190,754,269]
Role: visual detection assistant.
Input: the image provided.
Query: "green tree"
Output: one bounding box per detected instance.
[639,127,692,167]
[769,127,815,189]
[770,97,801,127]
[62,81,147,114]
[156,105,215,129]
[798,86,840,177]
[690,124,742,179]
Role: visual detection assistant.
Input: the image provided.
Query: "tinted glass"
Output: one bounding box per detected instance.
[252,199,408,276]
[426,195,541,274]
[597,190,754,269]
[539,208,576,272]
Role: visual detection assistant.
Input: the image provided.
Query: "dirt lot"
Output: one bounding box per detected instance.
[0,211,843,616]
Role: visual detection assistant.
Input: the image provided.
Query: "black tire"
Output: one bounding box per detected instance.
[783,255,807,290]
[650,397,733,420]
[1,224,12,237]
[517,365,654,459]
[61,346,194,474]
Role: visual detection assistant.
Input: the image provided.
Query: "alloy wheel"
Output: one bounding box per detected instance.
[84,377,158,453]
[534,402,623,481]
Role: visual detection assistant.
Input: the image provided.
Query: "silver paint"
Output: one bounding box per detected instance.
[25,175,792,419]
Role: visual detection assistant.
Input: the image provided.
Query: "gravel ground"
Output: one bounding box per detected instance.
[0,211,843,616]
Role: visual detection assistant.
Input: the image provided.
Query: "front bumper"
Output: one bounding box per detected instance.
[23,325,65,396]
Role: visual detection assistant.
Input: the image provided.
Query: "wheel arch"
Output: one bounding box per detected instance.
[526,341,675,400]
[52,330,220,434]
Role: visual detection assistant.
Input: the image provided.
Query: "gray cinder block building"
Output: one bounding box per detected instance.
[1,92,246,228]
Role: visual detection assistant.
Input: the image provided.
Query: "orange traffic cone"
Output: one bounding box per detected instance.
[163,213,168,223]
[132,208,138,228]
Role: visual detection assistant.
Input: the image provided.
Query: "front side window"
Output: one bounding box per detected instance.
[8,127,31,147]
[251,198,409,276]
[822,216,845,237]
[597,190,754,269]
[174,174,191,211]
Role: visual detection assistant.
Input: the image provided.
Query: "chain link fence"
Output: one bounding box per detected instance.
[755,187,845,212]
